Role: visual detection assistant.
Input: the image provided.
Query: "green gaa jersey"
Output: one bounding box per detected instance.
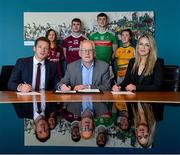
[89,30,118,64]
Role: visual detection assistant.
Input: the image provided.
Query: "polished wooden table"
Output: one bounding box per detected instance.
[0,91,180,104]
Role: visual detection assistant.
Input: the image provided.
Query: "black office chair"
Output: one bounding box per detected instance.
[162,65,180,92]
[0,65,14,90]
[153,65,180,122]
[178,67,180,91]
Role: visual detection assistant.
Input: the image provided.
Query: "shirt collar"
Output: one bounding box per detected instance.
[81,61,94,69]
[71,120,80,127]
[81,107,94,117]
[34,113,45,121]
[98,28,107,34]
[33,56,45,66]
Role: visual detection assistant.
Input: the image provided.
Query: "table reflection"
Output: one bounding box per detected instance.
[12,102,163,148]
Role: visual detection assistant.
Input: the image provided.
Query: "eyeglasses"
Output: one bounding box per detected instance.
[80,49,94,53]
[80,127,93,132]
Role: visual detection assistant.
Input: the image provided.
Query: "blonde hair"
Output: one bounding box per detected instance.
[132,103,156,148]
[132,33,157,76]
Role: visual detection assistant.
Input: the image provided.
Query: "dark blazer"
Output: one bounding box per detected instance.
[8,57,59,91]
[56,59,111,91]
[120,58,164,91]
[13,103,58,119]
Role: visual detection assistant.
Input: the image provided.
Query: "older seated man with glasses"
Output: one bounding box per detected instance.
[79,102,112,140]
[56,40,111,140]
[79,107,95,139]
[56,39,111,92]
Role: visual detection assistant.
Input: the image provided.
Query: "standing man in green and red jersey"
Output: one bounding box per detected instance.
[89,13,118,65]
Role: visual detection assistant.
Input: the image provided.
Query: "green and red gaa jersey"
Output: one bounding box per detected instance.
[89,30,118,64]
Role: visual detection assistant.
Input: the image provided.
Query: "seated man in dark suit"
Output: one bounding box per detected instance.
[13,102,58,142]
[8,36,59,92]
[8,37,59,142]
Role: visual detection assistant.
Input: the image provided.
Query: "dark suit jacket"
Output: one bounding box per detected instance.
[56,59,111,91]
[13,103,58,119]
[8,57,59,91]
[120,58,164,91]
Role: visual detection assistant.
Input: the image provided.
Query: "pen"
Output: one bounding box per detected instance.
[23,81,32,92]
[24,81,31,87]
[114,80,117,85]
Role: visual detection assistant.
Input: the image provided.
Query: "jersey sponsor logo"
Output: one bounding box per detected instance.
[68,41,73,44]
[94,40,112,47]
[68,46,79,52]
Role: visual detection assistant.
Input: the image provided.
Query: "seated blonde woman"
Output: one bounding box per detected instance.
[112,33,164,122]
[112,33,164,92]
[132,102,156,148]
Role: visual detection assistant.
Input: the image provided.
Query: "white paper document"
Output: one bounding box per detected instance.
[55,90,76,93]
[111,91,134,95]
[77,89,100,93]
[16,91,41,96]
